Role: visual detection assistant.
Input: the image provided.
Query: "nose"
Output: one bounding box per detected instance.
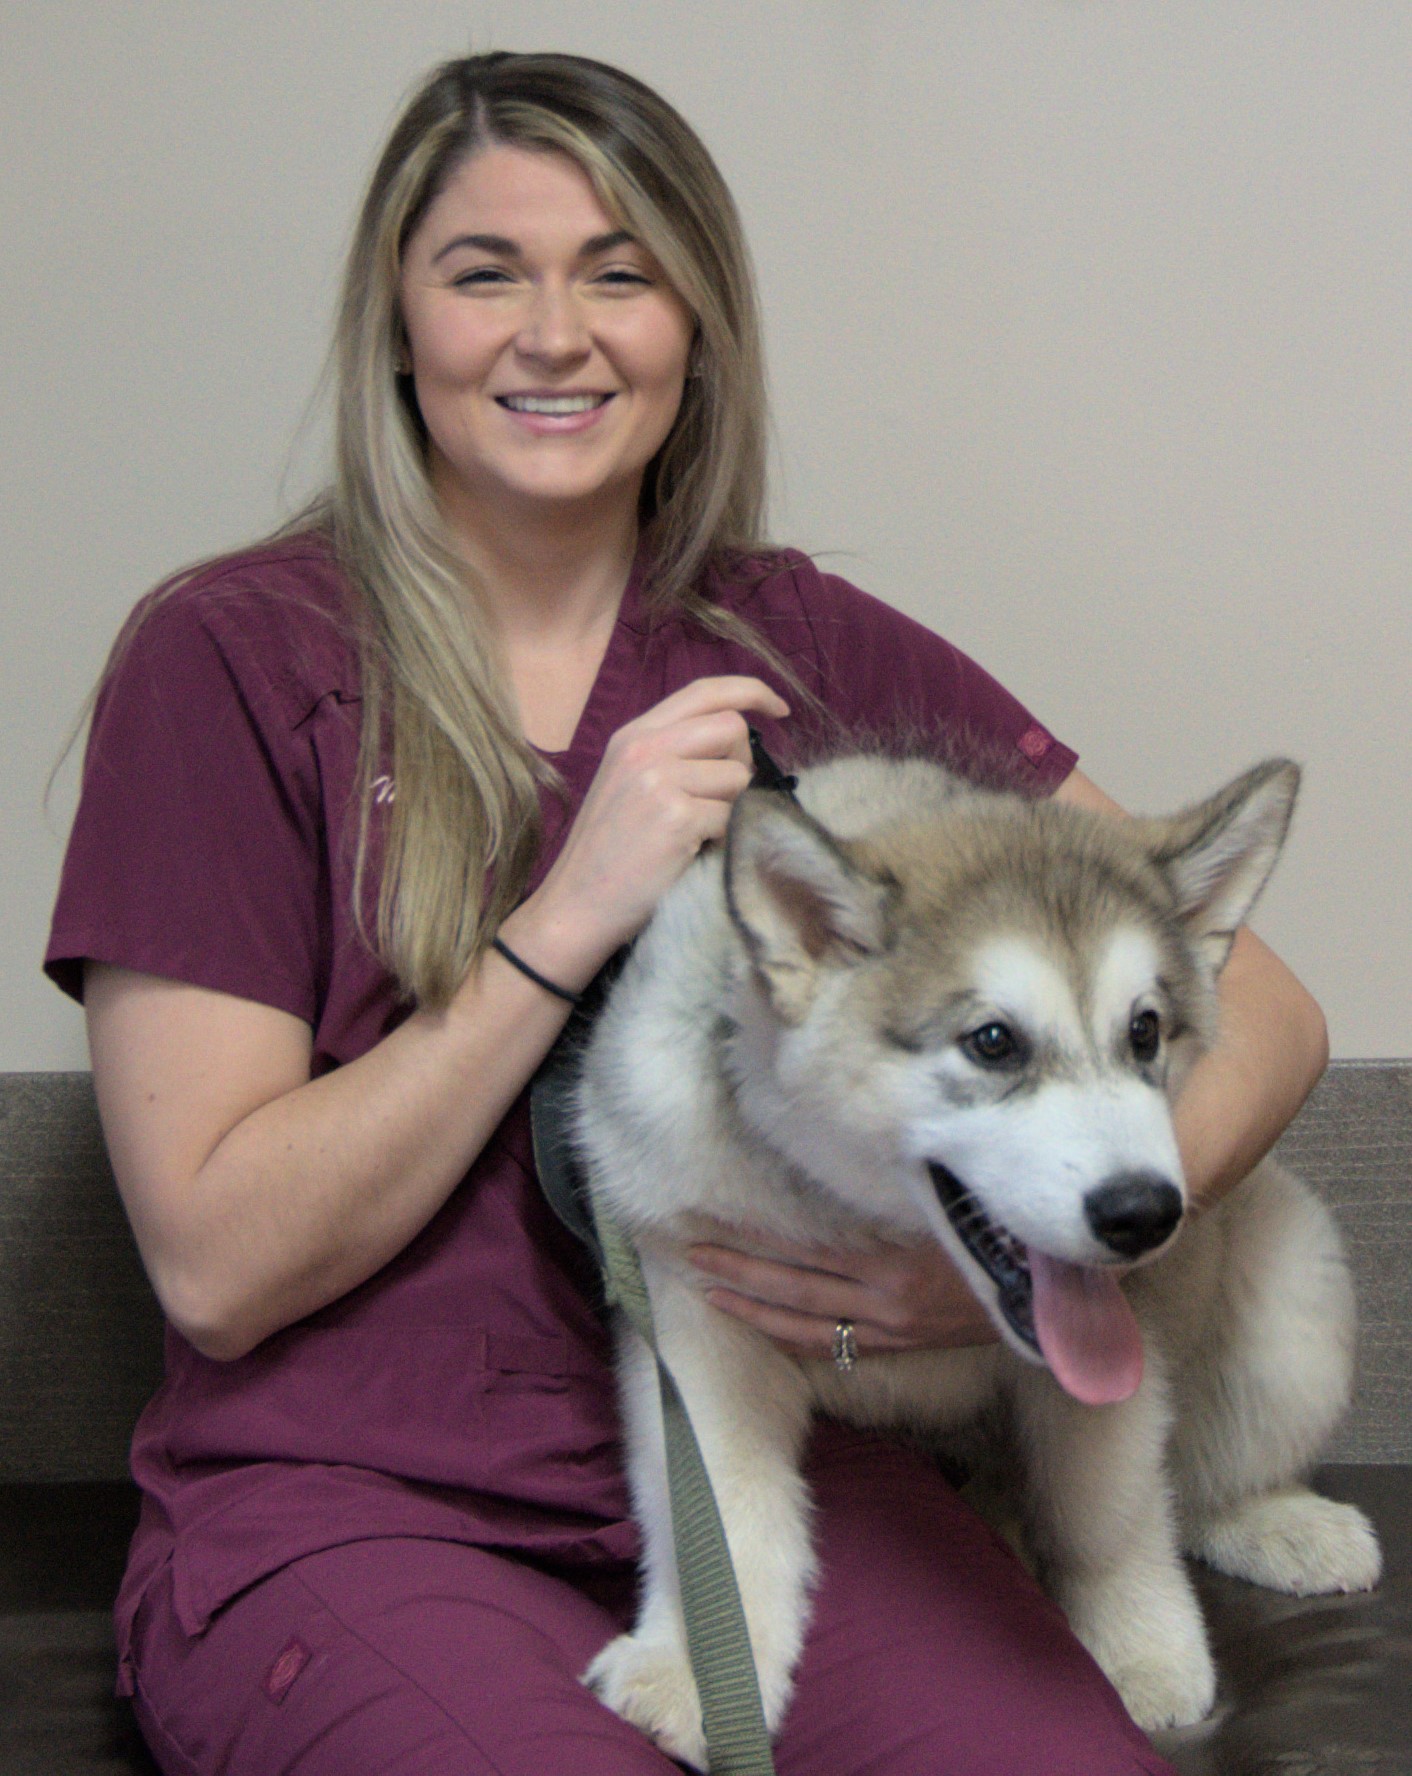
[1084,1173,1184,1259]
[516,282,591,365]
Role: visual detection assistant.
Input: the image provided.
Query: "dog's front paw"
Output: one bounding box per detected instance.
[584,1633,706,1771]
[1064,1564,1216,1732]
[1110,1645,1217,1733]
[1190,1487,1383,1595]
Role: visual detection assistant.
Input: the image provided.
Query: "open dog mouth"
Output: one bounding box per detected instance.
[925,1162,1147,1406]
[926,1163,1038,1354]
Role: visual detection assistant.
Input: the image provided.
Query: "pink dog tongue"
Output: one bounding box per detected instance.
[1027,1251,1144,1405]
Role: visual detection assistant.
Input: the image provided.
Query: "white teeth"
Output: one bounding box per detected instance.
[500,393,607,415]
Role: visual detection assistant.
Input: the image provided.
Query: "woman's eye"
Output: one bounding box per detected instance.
[452,266,513,287]
[595,268,651,288]
[1129,1009,1161,1063]
[963,1022,1023,1067]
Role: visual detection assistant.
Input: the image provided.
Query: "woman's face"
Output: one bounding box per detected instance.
[399,144,696,543]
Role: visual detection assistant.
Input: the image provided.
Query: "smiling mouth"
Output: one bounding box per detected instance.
[926,1162,1038,1353]
[497,393,613,415]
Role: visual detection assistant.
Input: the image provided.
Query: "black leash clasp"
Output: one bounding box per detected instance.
[747,727,798,798]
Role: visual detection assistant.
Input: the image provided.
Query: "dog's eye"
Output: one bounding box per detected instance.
[964,1022,1023,1067]
[1129,1008,1161,1063]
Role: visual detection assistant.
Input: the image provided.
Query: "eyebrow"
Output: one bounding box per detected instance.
[430,228,638,266]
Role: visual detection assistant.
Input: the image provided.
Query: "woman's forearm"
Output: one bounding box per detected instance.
[88,934,579,1363]
[1173,925,1329,1208]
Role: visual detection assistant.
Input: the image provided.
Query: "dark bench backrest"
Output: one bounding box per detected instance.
[1273,1061,1412,1463]
[1,1074,163,1482]
[1,1064,1409,1481]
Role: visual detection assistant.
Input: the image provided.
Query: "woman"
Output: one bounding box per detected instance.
[48,51,1324,1776]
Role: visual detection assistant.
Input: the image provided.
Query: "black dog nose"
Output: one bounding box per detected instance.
[1084,1173,1184,1259]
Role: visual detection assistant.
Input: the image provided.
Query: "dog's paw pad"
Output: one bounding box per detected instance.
[1193,1490,1383,1595]
[1111,1653,1217,1732]
[584,1634,706,1770]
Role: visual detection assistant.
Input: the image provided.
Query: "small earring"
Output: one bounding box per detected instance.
[393,342,412,376]
[685,342,703,380]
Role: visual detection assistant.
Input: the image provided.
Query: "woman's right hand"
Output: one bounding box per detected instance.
[501,675,789,991]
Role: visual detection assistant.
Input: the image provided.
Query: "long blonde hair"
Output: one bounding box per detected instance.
[329,52,788,1006]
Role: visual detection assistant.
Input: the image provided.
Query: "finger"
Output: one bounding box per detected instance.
[630,763,752,844]
[634,676,790,732]
[692,1240,1000,1347]
[703,1286,912,1356]
[603,754,751,815]
[605,714,753,789]
[688,1245,876,1320]
[671,757,755,803]
[654,710,760,768]
[692,1236,870,1278]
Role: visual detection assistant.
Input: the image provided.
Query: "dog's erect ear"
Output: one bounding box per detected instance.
[724,790,896,1023]
[1133,759,1299,972]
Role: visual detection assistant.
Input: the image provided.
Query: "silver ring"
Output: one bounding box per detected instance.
[832,1319,858,1374]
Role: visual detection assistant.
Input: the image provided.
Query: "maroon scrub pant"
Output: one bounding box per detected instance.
[127,1426,1177,1776]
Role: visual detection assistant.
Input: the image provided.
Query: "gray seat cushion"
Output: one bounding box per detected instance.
[1157,1465,1412,1774]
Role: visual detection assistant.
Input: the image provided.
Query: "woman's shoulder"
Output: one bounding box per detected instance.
[702,546,1076,789]
[706,546,925,637]
[695,547,870,665]
[707,545,851,609]
[702,545,962,682]
[116,528,364,725]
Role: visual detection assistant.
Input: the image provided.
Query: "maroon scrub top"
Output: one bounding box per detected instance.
[45,532,1076,1690]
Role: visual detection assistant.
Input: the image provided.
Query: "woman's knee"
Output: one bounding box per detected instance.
[776,1424,1175,1775]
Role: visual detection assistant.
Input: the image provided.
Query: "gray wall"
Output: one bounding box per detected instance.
[5,2,1410,1067]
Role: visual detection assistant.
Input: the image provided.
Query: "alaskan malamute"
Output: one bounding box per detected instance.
[574,755,1380,1764]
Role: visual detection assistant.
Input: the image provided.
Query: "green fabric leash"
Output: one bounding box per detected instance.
[591,1204,778,1776]
[528,730,798,1775]
[530,1051,777,1776]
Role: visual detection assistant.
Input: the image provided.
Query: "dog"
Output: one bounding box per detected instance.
[572,752,1381,1765]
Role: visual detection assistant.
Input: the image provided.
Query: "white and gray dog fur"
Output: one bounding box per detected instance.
[572,753,1381,1765]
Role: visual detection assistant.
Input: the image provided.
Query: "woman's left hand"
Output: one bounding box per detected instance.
[688,1232,999,1358]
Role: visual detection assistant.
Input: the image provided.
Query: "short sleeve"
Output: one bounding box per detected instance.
[46,589,325,1021]
[790,562,1078,794]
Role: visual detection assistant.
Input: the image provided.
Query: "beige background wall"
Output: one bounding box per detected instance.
[4,0,1409,1068]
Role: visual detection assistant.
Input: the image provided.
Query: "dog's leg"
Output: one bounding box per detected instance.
[1011,1360,1217,1732]
[1163,1160,1382,1594]
[584,1273,816,1770]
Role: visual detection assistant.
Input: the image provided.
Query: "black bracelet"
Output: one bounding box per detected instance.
[491,936,581,1006]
